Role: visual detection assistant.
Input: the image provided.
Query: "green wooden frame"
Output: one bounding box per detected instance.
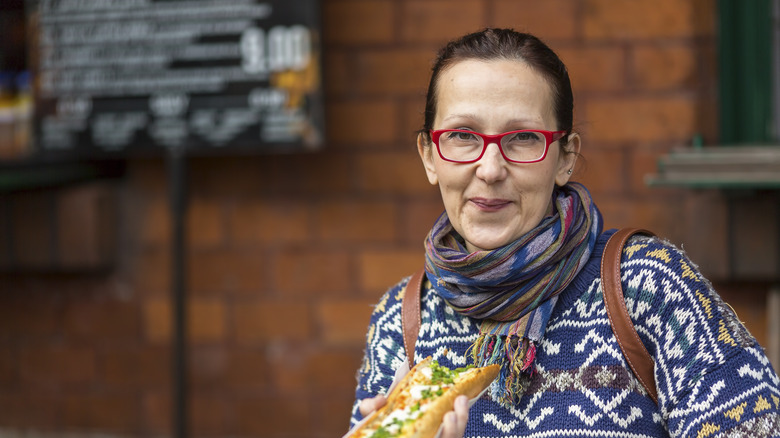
[718,0,775,144]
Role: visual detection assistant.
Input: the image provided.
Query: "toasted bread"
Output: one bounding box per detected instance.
[350,357,499,438]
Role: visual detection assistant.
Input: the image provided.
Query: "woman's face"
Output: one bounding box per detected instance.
[418,59,579,252]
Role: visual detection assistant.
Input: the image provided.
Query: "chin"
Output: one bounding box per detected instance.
[464,234,513,252]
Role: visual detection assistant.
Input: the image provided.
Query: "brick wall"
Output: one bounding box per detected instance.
[0,1,772,437]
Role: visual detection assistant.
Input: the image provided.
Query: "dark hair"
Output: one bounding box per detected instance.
[420,28,574,147]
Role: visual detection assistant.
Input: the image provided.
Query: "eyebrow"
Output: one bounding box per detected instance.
[440,114,544,127]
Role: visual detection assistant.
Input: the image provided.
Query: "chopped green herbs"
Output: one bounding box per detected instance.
[366,360,476,437]
[429,360,473,385]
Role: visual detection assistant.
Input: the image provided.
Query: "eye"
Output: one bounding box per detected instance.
[445,130,479,142]
[505,131,543,144]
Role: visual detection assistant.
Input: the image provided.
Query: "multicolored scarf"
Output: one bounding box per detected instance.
[424,182,602,405]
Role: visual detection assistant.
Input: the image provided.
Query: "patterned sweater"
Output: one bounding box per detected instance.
[349,231,780,437]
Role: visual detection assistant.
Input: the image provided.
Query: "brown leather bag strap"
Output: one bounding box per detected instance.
[601,228,659,405]
[401,268,426,369]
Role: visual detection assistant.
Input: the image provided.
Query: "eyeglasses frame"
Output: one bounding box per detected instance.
[429,128,567,164]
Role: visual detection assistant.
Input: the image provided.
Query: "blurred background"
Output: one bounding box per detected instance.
[1,0,779,437]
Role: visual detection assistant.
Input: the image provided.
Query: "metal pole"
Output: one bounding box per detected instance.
[167,145,188,438]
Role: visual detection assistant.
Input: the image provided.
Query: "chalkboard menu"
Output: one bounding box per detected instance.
[27,0,323,157]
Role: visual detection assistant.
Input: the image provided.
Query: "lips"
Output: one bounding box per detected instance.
[470,197,512,212]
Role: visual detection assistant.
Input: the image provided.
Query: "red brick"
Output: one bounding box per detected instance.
[584,97,697,143]
[583,0,697,40]
[188,248,267,295]
[632,45,697,91]
[142,391,170,434]
[494,0,579,41]
[188,155,347,198]
[312,394,357,438]
[187,197,225,248]
[11,191,53,268]
[352,49,434,96]
[190,345,228,390]
[190,393,229,435]
[400,98,427,142]
[143,297,171,344]
[316,200,398,243]
[266,341,310,394]
[142,296,228,343]
[307,349,364,393]
[233,300,312,344]
[63,299,140,342]
[63,392,140,432]
[400,0,485,44]
[324,0,396,45]
[273,249,351,296]
[629,145,682,197]
[356,150,441,195]
[57,183,117,269]
[132,248,171,296]
[358,249,424,292]
[137,196,170,248]
[696,93,718,143]
[327,100,399,146]
[316,300,375,346]
[0,198,9,269]
[679,191,729,278]
[0,291,62,339]
[0,343,15,387]
[188,156,274,197]
[558,46,626,93]
[729,198,780,279]
[102,346,169,389]
[188,298,227,343]
[19,345,96,388]
[126,159,166,194]
[235,395,310,436]
[0,393,60,429]
[324,50,352,97]
[597,195,685,237]
[401,199,445,245]
[692,0,717,37]
[224,349,273,391]
[573,147,626,197]
[228,199,310,245]
[289,152,353,194]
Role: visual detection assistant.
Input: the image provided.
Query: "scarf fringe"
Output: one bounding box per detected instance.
[469,334,537,406]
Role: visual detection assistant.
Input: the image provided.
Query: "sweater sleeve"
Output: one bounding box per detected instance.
[620,235,780,437]
[348,277,409,429]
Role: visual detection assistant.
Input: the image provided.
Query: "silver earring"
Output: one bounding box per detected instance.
[567,169,573,175]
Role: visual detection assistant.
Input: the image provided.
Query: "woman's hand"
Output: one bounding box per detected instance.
[440,395,469,438]
[358,394,387,417]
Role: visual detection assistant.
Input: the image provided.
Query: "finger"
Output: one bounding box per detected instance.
[453,395,469,430]
[358,395,387,417]
[441,412,458,438]
[441,395,470,438]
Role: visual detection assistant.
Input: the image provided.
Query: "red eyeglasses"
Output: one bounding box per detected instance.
[430,129,566,163]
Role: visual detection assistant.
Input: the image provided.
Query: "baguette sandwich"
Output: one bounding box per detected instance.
[350,357,500,438]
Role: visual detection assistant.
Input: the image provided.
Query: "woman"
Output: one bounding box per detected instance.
[348,29,780,437]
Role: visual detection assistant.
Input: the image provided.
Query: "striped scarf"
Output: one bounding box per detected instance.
[424,182,602,405]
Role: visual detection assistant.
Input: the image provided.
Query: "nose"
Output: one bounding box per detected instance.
[475,142,508,183]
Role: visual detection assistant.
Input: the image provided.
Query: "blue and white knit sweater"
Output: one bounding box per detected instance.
[350,231,780,437]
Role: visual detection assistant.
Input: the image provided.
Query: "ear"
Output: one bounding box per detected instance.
[417,132,439,185]
[555,132,581,186]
